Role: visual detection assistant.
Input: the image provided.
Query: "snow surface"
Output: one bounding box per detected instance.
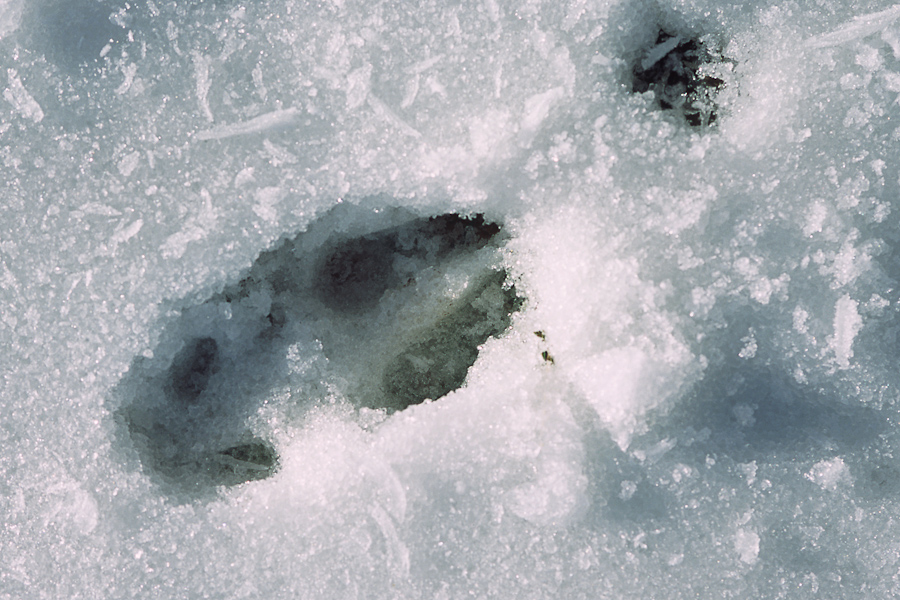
[4,0,900,598]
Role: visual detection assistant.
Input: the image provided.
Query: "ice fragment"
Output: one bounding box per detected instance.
[3,69,43,123]
[195,108,302,140]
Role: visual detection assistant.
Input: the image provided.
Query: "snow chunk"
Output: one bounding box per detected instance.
[193,52,214,122]
[830,295,862,369]
[805,457,851,491]
[469,109,513,159]
[253,187,285,222]
[370,504,410,579]
[803,200,828,237]
[111,219,143,248]
[495,385,589,528]
[804,4,900,50]
[619,480,638,500]
[734,529,760,564]
[504,454,588,527]
[641,35,682,71]
[196,108,302,140]
[520,86,566,138]
[160,192,218,259]
[346,64,372,110]
[234,167,255,187]
[793,305,809,334]
[733,404,756,427]
[0,0,23,40]
[4,68,43,123]
[45,480,99,536]
[117,151,141,177]
[738,330,757,359]
[632,437,677,464]
[573,347,680,450]
[367,94,421,139]
[740,461,758,486]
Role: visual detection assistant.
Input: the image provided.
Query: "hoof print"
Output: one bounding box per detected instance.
[167,337,219,403]
[114,205,523,497]
[316,236,399,312]
[380,270,523,411]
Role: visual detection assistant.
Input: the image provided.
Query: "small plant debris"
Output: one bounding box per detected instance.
[632,31,726,127]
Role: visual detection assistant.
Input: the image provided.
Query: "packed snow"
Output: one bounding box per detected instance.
[4,0,900,598]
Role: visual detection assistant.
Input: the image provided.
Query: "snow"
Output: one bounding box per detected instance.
[806,457,852,490]
[0,0,22,41]
[3,68,42,123]
[734,528,761,565]
[195,108,303,141]
[831,294,863,369]
[803,4,900,49]
[5,0,900,598]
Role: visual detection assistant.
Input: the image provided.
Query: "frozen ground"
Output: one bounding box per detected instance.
[4,0,900,597]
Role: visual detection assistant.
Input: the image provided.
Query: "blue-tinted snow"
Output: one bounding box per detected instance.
[4,0,900,598]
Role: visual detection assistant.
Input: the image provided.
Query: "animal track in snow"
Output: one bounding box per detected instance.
[114,205,522,496]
